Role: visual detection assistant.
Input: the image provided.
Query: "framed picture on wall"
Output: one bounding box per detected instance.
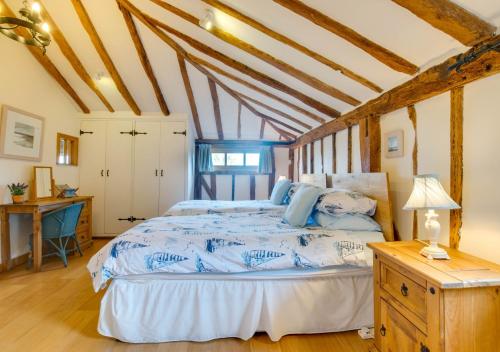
[385,130,404,158]
[0,105,45,161]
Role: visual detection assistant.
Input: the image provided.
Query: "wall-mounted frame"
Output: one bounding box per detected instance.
[56,133,79,166]
[0,105,44,161]
[385,130,404,158]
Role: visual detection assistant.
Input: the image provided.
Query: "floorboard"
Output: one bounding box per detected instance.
[0,240,372,352]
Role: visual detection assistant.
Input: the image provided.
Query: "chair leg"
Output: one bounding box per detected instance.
[73,235,83,257]
[59,238,68,268]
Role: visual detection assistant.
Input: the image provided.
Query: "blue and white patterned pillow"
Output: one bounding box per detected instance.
[314,212,381,232]
[316,189,377,216]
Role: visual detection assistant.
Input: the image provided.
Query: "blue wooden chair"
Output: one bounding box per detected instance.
[29,202,85,267]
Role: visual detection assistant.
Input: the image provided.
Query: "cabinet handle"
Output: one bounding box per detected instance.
[155,169,158,176]
[160,170,164,177]
[106,170,110,177]
[380,325,386,337]
[173,130,186,136]
[80,130,93,135]
[420,343,430,352]
[101,170,104,177]
[401,283,409,297]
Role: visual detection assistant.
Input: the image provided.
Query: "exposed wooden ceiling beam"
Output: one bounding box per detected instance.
[71,0,141,115]
[294,35,500,146]
[273,0,418,75]
[118,3,170,115]
[201,0,382,93]
[237,91,312,130]
[189,55,326,124]
[391,0,496,46]
[117,0,297,140]
[39,1,113,112]
[145,16,340,118]
[177,54,203,139]
[208,78,224,140]
[0,0,89,113]
[149,0,360,106]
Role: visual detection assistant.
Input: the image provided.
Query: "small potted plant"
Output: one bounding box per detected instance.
[7,183,29,204]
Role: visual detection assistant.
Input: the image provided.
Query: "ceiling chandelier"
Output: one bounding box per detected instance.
[0,1,51,54]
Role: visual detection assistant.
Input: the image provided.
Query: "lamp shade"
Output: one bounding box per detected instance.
[403,174,460,210]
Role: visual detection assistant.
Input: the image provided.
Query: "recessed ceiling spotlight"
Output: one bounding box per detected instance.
[199,9,214,31]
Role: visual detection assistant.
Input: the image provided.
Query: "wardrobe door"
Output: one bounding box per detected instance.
[105,120,134,235]
[158,121,187,214]
[132,121,160,221]
[79,120,106,236]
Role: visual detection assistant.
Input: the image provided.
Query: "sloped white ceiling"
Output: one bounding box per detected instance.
[2,0,499,140]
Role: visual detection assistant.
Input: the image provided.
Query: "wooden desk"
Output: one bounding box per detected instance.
[0,196,93,272]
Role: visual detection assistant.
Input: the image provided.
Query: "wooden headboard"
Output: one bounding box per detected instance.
[299,173,327,187]
[327,173,394,242]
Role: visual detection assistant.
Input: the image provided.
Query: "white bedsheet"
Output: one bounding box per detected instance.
[164,199,286,216]
[99,265,375,343]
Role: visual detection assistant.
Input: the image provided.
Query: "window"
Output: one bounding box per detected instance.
[210,150,260,170]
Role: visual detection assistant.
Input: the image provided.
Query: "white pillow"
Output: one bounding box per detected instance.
[316,189,377,216]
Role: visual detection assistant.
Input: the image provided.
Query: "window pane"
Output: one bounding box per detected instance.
[245,153,260,166]
[212,153,225,166]
[226,153,244,166]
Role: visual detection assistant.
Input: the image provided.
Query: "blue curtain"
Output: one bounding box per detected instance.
[198,144,213,172]
[258,147,273,174]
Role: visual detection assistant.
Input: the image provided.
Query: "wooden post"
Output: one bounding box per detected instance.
[407,105,419,239]
[210,174,217,200]
[309,142,315,173]
[268,147,276,197]
[450,87,464,249]
[359,116,381,172]
[347,126,353,173]
[332,133,337,174]
[250,175,256,200]
[288,148,294,180]
[320,138,324,173]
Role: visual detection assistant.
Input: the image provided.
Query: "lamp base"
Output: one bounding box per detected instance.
[420,245,450,260]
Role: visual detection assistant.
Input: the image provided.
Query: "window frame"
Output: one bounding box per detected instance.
[210,147,261,172]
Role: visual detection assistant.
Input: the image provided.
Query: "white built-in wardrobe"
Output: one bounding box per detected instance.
[79,118,189,236]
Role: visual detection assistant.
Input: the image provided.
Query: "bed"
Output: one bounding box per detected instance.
[164,199,287,216]
[89,173,394,343]
[164,174,327,217]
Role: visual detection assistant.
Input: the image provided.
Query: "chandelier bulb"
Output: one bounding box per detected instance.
[31,2,41,13]
[41,22,49,32]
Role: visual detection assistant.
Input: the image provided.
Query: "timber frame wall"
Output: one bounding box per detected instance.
[194,140,291,200]
[289,36,500,250]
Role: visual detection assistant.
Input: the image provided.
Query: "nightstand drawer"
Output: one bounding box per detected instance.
[380,262,427,322]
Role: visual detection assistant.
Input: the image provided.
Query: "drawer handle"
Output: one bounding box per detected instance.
[401,283,409,296]
[380,325,386,337]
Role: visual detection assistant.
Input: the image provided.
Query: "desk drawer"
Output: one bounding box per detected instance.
[381,262,427,322]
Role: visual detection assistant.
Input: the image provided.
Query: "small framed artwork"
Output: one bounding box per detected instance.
[385,130,404,158]
[0,105,45,161]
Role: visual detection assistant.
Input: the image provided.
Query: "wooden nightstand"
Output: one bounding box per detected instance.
[368,240,500,352]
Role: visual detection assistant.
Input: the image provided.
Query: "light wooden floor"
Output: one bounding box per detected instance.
[0,240,372,352]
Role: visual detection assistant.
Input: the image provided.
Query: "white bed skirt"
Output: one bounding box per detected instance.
[98,268,374,343]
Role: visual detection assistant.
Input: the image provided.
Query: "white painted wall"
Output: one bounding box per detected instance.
[0,38,81,262]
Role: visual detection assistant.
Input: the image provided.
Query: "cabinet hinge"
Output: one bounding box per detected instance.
[173,130,186,136]
[80,130,94,135]
[118,216,147,223]
[120,130,148,136]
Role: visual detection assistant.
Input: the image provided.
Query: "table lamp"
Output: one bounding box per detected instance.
[403,174,460,259]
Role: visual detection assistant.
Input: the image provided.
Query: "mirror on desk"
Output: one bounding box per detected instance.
[33,166,53,199]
